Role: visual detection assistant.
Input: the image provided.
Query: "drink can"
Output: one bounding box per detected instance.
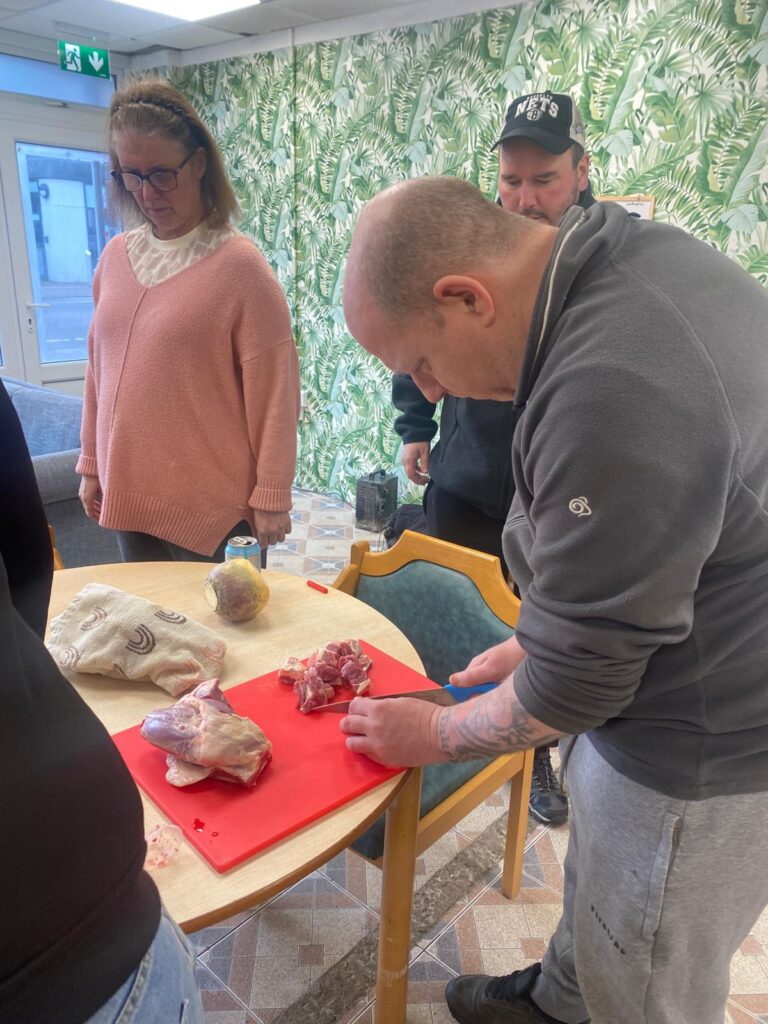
[224,535,262,569]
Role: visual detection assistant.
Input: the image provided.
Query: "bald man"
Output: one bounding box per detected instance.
[341,176,768,1024]
[392,92,594,827]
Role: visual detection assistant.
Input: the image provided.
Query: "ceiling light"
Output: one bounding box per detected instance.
[109,0,260,21]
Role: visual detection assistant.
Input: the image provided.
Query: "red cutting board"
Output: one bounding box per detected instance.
[112,641,438,873]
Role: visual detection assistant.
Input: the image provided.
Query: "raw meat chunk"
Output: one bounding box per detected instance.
[307,647,342,685]
[339,657,371,695]
[281,640,374,710]
[295,665,335,713]
[278,656,306,685]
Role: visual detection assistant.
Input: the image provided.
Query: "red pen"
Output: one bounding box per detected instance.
[307,580,328,594]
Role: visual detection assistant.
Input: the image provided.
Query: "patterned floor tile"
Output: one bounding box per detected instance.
[265,552,308,575]
[260,487,387,586]
[196,963,250,1019]
[320,847,381,913]
[203,1013,250,1024]
[326,952,458,1024]
[452,795,509,840]
[521,831,565,896]
[289,491,315,512]
[306,511,357,528]
[369,951,457,1022]
[347,1004,374,1024]
[336,996,375,1024]
[731,949,768,995]
[192,910,259,957]
[750,903,768,951]
[729,996,768,1022]
[304,538,353,558]
[413,829,468,892]
[202,872,377,1019]
[416,863,502,953]
[306,525,350,539]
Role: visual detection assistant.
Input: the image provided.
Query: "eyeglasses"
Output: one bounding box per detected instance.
[111,151,194,193]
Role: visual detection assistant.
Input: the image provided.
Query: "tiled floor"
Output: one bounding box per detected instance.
[187,489,768,1024]
[264,488,388,586]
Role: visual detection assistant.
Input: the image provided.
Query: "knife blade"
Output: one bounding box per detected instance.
[309,687,458,714]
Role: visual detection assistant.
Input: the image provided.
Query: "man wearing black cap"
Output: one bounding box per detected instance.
[494,90,593,225]
[391,91,594,827]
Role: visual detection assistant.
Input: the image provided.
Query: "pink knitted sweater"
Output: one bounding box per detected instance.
[77,233,300,556]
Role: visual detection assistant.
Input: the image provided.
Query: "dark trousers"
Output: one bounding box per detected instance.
[424,481,509,575]
[116,519,267,568]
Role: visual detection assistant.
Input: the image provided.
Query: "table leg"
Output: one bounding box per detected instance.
[375,766,423,1023]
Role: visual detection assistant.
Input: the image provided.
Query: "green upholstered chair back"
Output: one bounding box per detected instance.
[355,560,514,685]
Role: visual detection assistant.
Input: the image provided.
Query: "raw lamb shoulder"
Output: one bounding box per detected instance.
[140,678,272,787]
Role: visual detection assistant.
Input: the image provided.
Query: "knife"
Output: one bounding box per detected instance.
[309,682,498,714]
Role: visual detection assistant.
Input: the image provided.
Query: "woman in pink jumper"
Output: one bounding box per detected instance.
[78,79,300,562]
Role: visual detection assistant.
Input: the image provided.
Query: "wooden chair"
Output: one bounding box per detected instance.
[49,525,64,570]
[333,529,534,897]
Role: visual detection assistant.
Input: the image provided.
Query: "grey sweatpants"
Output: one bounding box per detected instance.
[532,737,768,1024]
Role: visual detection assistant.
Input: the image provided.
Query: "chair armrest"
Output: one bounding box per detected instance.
[32,448,81,504]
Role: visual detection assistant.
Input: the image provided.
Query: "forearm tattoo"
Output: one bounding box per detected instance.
[438,695,561,762]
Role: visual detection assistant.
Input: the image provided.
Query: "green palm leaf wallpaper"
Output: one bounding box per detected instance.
[168,0,767,503]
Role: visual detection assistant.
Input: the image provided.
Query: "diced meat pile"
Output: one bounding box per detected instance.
[140,678,272,787]
[278,639,373,713]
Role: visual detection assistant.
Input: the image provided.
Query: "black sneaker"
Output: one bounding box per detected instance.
[528,747,569,825]
[445,962,588,1023]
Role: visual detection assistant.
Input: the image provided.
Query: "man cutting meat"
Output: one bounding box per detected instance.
[340,174,768,1024]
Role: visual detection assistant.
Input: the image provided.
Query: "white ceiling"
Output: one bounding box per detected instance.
[0,0,431,60]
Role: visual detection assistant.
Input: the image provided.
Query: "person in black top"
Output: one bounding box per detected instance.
[0,379,203,1024]
[393,92,593,826]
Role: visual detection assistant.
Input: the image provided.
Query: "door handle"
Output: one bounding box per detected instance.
[26,302,51,308]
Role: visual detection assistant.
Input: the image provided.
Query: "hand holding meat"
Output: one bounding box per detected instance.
[141,679,272,787]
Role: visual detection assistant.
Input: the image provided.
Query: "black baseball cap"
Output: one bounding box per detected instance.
[492,91,587,155]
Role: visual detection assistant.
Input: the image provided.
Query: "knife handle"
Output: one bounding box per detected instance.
[443,682,498,703]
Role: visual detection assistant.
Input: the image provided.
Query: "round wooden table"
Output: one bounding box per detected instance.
[48,562,424,1024]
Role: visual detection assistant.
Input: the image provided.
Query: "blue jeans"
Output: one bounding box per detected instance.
[84,909,204,1024]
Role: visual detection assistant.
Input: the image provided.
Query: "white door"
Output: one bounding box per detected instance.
[0,94,120,393]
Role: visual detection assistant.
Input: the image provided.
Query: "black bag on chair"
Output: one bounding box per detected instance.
[383,503,428,548]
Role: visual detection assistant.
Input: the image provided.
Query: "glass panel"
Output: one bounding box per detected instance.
[16,141,121,364]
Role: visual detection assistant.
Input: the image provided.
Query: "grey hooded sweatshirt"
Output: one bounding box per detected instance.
[503,201,768,800]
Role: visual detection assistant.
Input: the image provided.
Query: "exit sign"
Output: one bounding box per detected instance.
[57,40,111,80]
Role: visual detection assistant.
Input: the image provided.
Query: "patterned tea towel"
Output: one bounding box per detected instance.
[48,583,227,696]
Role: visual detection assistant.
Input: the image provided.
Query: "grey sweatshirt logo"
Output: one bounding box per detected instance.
[569,497,592,517]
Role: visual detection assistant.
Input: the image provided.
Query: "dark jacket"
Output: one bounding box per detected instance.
[505,201,768,800]
[393,185,596,521]
[0,381,53,637]
[0,381,160,1024]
